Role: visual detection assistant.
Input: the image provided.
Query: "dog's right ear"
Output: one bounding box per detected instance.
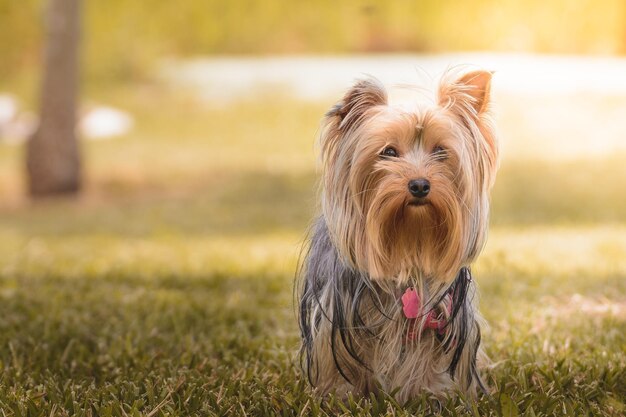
[319,79,387,273]
[326,78,388,133]
[319,78,387,183]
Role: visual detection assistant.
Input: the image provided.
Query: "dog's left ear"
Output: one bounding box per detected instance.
[439,70,493,116]
[440,70,499,191]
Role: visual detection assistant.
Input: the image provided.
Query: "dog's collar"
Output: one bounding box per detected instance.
[400,268,471,339]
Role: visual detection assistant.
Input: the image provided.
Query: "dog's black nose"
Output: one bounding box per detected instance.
[408,179,430,198]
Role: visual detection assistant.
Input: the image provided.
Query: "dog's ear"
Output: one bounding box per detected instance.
[327,78,387,132]
[439,70,499,192]
[439,70,493,116]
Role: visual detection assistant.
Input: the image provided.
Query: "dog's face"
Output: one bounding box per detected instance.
[320,71,498,282]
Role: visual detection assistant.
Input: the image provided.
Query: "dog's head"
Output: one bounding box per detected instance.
[319,70,498,282]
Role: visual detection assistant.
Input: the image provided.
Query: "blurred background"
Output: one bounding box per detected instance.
[2,1,626,213]
[1,1,625,414]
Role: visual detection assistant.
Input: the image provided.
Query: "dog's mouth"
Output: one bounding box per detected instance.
[407,198,431,207]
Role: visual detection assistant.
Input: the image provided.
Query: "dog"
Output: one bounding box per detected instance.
[297,69,499,402]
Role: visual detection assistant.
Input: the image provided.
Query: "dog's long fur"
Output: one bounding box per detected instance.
[297,70,498,402]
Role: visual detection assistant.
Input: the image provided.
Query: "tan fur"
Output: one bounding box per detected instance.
[321,71,497,282]
[300,69,499,402]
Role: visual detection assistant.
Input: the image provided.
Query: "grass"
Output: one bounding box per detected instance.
[0,83,625,415]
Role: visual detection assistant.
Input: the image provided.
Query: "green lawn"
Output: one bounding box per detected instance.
[0,84,625,416]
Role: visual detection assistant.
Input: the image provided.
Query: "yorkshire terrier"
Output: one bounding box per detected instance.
[297,69,499,402]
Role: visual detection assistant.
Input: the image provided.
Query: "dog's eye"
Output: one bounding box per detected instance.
[381,147,398,158]
[432,146,447,159]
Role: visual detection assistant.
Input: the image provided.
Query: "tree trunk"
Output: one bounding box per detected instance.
[27,0,81,197]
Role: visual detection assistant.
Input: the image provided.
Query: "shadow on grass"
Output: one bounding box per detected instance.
[1,156,626,238]
[490,157,626,226]
[0,171,318,238]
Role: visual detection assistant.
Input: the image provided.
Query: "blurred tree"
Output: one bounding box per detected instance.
[26,0,81,197]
